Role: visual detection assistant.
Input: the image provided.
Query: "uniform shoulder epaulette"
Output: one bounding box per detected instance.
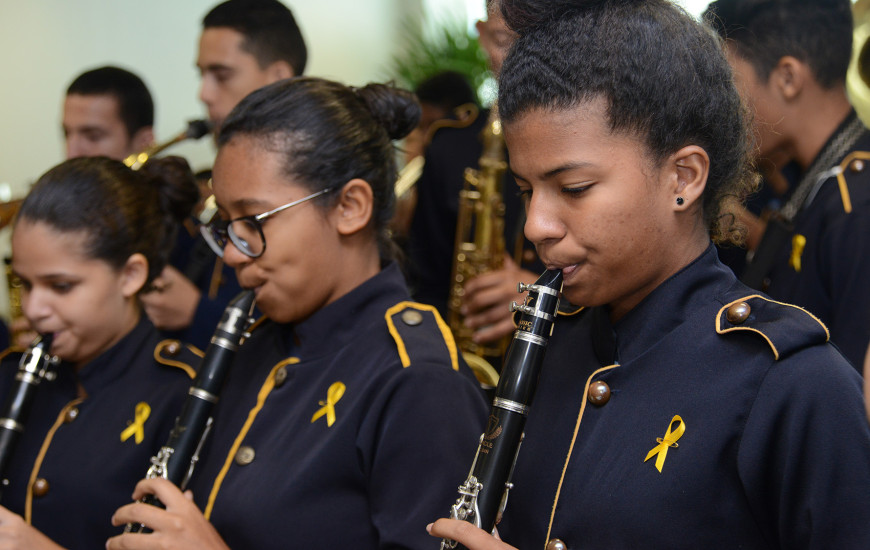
[384,301,458,371]
[153,339,202,379]
[715,294,829,360]
[834,151,870,214]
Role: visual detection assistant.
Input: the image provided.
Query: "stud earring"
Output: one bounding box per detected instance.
[676,197,685,206]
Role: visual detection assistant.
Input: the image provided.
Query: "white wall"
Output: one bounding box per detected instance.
[0,0,413,197]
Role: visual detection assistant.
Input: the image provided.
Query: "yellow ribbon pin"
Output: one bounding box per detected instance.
[310,381,346,427]
[644,415,685,473]
[120,402,151,444]
[789,234,806,273]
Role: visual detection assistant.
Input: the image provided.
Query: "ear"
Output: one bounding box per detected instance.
[265,60,294,83]
[130,126,155,154]
[332,179,374,236]
[476,19,487,40]
[120,253,149,297]
[770,56,807,101]
[668,145,709,212]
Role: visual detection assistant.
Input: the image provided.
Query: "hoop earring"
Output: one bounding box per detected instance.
[676,197,685,206]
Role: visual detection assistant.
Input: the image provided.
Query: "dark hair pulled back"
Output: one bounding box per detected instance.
[217,76,421,259]
[16,156,199,287]
[498,0,758,244]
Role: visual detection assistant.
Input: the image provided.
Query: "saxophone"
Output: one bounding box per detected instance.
[125,290,255,533]
[123,119,212,170]
[0,334,58,498]
[447,106,508,377]
[441,269,563,549]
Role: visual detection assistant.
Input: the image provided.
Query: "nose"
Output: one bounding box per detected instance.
[523,190,565,247]
[21,287,51,327]
[65,136,85,159]
[220,239,252,269]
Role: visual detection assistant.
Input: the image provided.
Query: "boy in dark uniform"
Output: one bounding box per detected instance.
[706,0,870,369]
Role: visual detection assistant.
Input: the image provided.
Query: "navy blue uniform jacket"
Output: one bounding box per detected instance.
[188,264,488,549]
[499,246,870,549]
[0,318,197,549]
[762,112,870,368]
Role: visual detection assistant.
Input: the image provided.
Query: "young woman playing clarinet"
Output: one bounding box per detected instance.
[429,0,870,548]
[0,156,201,549]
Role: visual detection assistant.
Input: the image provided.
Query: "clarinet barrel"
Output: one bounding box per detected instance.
[0,334,58,497]
[442,269,562,549]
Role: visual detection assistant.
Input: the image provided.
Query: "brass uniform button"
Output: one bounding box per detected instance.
[274,366,288,387]
[850,159,865,173]
[64,407,79,423]
[587,380,611,406]
[726,302,751,324]
[32,478,50,497]
[546,538,568,550]
[401,310,423,326]
[165,340,182,356]
[235,446,256,466]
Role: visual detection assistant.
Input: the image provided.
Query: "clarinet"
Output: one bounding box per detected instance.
[125,290,255,532]
[442,269,563,550]
[0,334,58,498]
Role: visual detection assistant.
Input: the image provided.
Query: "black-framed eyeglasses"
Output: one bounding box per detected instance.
[200,187,334,258]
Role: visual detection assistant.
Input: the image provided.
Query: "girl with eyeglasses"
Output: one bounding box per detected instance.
[428,0,870,548]
[108,77,487,550]
[0,156,201,549]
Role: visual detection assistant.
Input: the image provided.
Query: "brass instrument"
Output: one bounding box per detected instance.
[447,106,508,380]
[123,119,212,170]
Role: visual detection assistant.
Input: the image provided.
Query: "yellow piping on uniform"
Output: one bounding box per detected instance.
[152,340,197,379]
[26,398,85,524]
[384,301,459,371]
[204,356,299,520]
[715,295,830,360]
[545,364,619,548]
[835,151,870,213]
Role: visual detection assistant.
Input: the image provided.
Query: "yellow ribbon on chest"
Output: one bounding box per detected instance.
[310,381,345,427]
[644,415,685,473]
[120,402,151,444]
[789,234,807,273]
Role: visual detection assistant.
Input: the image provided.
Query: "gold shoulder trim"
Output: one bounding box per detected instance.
[384,301,459,371]
[715,294,830,361]
[835,151,870,213]
[153,339,197,379]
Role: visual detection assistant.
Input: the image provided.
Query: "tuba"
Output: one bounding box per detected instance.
[447,106,508,381]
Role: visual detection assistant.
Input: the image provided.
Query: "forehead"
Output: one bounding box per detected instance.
[198,27,258,67]
[12,220,92,267]
[212,137,300,206]
[63,94,123,126]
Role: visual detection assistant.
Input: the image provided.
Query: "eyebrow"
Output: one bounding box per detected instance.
[511,161,598,183]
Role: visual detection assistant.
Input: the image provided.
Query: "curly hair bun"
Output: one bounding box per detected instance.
[501,0,646,33]
[354,83,421,141]
[138,156,200,224]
